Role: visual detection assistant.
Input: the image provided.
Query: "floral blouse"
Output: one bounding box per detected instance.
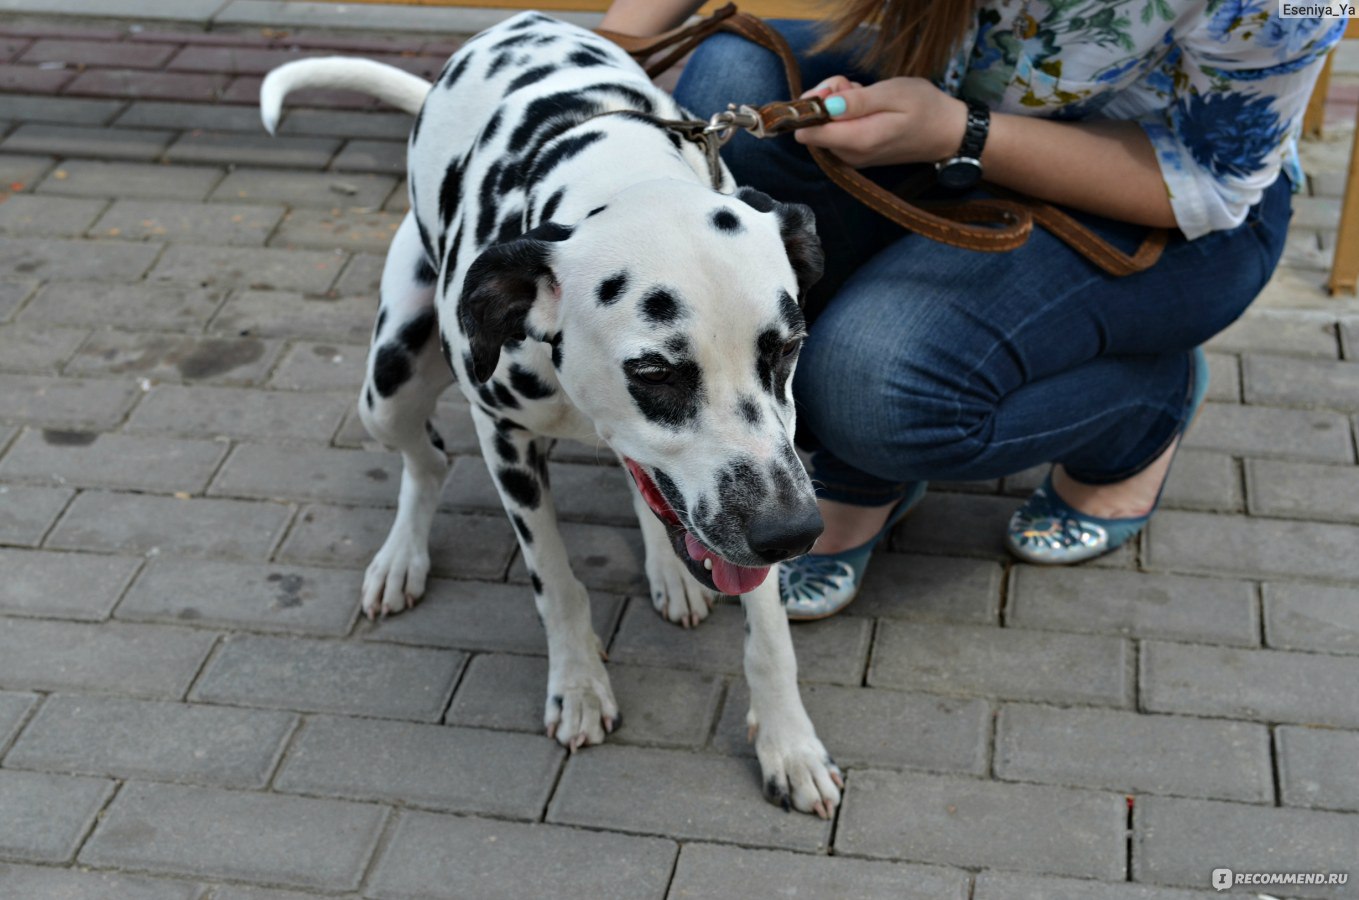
[938,1,1345,239]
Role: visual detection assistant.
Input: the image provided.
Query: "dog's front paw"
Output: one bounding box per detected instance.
[545,655,619,751]
[645,550,716,628]
[361,534,430,619]
[749,710,843,819]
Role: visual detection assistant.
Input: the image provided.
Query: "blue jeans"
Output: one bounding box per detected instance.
[675,22,1292,505]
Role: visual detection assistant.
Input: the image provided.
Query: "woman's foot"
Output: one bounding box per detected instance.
[811,498,899,554]
[1048,434,1180,519]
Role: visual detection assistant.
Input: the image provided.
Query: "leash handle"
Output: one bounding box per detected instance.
[596,5,1167,275]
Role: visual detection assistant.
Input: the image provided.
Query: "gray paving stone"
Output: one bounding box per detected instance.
[837,769,1125,878]
[80,781,386,891]
[367,810,675,900]
[0,323,87,371]
[0,279,36,321]
[0,374,138,429]
[852,553,1002,624]
[1277,725,1359,812]
[278,504,515,580]
[209,167,396,208]
[1264,582,1359,654]
[610,600,872,686]
[0,618,216,698]
[995,703,1272,802]
[1206,309,1342,358]
[1343,314,1358,358]
[151,245,344,293]
[280,108,411,140]
[210,443,401,505]
[167,130,340,169]
[118,557,361,635]
[714,681,990,774]
[0,236,159,282]
[275,715,561,819]
[90,198,284,246]
[1244,354,1359,411]
[0,691,37,753]
[1141,640,1359,727]
[0,95,121,126]
[0,864,198,900]
[267,341,367,391]
[889,492,1014,558]
[0,429,227,493]
[549,744,832,851]
[384,177,410,212]
[0,193,106,236]
[38,160,224,200]
[869,622,1132,707]
[1002,450,1243,512]
[1007,567,1259,646]
[0,770,113,863]
[0,547,140,620]
[208,888,326,900]
[669,843,969,900]
[65,331,282,385]
[126,383,349,442]
[0,0,222,19]
[1182,402,1354,462]
[973,871,1220,899]
[445,456,635,525]
[1147,510,1359,581]
[501,519,644,594]
[47,490,292,560]
[21,281,225,330]
[1,122,175,160]
[444,652,548,733]
[1246,458,1359,523]
[192,634,463,722]
[1204,350,1240,402]
[331,138,404,173]
[365,578,622,654]
[116,99,266,132]
[271,207,403,253]
[5,694,295,789]
[1133,795,1359,897]
[210,289,374,342]
[332,249,384,295]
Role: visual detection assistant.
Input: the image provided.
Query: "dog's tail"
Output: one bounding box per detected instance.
[260,57,432,134]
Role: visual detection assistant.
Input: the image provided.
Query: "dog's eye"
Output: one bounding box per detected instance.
[631,365,673,386]
[781,338,802,358]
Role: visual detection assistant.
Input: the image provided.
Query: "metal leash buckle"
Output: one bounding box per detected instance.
[704,103,764,145]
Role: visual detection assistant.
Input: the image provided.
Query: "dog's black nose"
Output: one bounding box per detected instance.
[748,504,823,563]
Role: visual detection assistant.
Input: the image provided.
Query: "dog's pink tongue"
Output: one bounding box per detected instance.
[684,533,770,595]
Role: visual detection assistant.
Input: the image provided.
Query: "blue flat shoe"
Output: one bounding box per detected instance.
[1006,347,1209,565]
[780,481,928,620]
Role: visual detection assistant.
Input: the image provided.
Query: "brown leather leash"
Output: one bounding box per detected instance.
[596,4,1167,276]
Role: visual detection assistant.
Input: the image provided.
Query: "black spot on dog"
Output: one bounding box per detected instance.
[596,272,627,305]
[525,441,550,485]
[528,130,605,183]
[414,257,437,286]
[42,429,97,446]
[506,64,555,94]
[493,382,521,409]
[508,91,602,153]
[438,157,465,227]
[624,349,703,429]
[585,204,606,218]
[568,48,609,67]
[373,344,411,398]
[777,289,803,331]
[486,50,513,78]
[588,83,654,113]
[411,104,426,144]
[475,161,504,245]
[738,396,761,426]
[710,208,742,232]
[509,363,554,399]
[540,188,565,223]
[530,571,544,593]
[478,109,504,147]
[477,383,500,409]
[398,310,437,352]
[664,130,683,152]
[551,337,564,369]
[366,386,375,409]
[495,209,525,244]
[497,467,541,509]
[374,309,388,337]
[441,54,471,90]
[510,12,546,30]
[425,421,446,452]
[641,287,682,324]
[494,431,519,464]
[511,512,534,546]
[491,31,535,50]
[755,329,783,396]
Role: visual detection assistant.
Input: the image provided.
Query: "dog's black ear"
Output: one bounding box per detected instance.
[458,222,572,383]
[736,187,824,302]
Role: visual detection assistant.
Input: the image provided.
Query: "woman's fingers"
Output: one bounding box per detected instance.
[800,75,859,99]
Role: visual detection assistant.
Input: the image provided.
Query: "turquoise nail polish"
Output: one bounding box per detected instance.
[825,96,846,117]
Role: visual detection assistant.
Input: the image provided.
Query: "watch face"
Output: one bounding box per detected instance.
[937,160,981,190]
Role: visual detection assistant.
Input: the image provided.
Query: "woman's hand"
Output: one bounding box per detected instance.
[795,76,969,168]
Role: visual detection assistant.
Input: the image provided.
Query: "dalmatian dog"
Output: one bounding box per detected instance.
[261,10,842,816]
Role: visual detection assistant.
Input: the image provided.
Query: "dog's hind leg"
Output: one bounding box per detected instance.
[358,212,454,618]
[469,405,618,749]
[625,474,716,628]
[740,573,843,818]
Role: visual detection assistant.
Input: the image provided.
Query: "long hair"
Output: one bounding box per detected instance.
[814,0,977,80]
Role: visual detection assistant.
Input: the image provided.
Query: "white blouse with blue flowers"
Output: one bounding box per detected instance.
[938,1,1344,239]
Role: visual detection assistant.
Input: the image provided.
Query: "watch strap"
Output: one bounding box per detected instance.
[957,99,990,162]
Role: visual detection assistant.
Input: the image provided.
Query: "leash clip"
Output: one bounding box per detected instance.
[705,104,764,144]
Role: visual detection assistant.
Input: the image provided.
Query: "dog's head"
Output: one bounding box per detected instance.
[459,180,824,594]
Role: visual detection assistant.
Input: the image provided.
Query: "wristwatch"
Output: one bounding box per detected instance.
[935,99,990,190]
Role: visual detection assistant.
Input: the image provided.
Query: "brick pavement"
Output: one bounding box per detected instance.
[0,6,1358,900]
